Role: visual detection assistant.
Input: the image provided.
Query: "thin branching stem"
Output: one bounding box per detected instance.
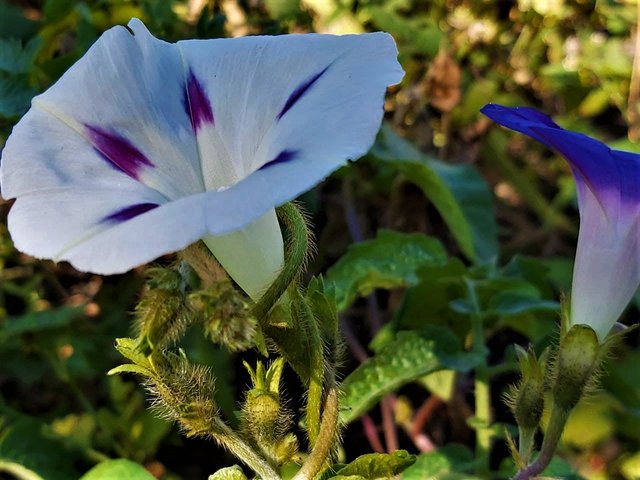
[212,418,281,480]
[292,388,339,480]
[512,405,569,480]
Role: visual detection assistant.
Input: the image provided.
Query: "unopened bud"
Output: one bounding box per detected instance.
[553,324,599,410]
[513,347,545,431]
[244,390,281,440]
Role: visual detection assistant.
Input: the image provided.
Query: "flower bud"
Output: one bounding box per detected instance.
[512,346,545,432]
[552,324,599,410]
[244,389,281,440]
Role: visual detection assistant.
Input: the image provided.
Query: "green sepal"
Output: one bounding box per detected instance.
[511,345,546,431]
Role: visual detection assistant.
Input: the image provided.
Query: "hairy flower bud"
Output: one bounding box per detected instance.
[511,346,545,431]
[552,324,599,410]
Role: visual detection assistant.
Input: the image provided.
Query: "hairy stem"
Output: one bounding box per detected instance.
[300,292,324,446]
[212,418,281,480]
[512,405,569,480]
[254,203,310,321]
[292,388,340,480]
[517,426,536,465]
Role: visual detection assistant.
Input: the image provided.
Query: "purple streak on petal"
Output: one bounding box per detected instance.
[102,202,159,223]
[183,69,214,131]
[85,125,153,180]
[260,149,299,170]
[481,104,640,207]
[277,65,331,120]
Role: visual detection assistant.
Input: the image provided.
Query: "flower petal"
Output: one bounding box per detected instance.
[481,104,640,339]
[1,20,402,297]
[177,31,404,191]
[1,19,205,201]
[202,210,284,300]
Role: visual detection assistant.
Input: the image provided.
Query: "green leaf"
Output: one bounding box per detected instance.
[393,259,468,335]
[113,337,152,369]
[333,450,416,479]
[208,465,249,480]
[42,0,75,23]
[488,291,559,316]
[326,230,447,311]
[80,459,155,480]
[0,307,84,342]
[107,364,154,378]
[402,445,479,480]
[0,419,79,480]
[364,6,441,57]
[0,37,42,74]
[340,326,481,423]
[371,125,498,263]
[0,1,39,40]
[0,74,36,118]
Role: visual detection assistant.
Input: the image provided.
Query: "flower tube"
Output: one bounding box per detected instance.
[0,19,404,299]
[481,104,640,341]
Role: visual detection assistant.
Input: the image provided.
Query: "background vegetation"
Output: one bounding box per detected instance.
[1,0,640,478]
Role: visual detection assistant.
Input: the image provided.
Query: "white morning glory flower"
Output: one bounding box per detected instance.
[482,104,640,341]
[0,19,403,299]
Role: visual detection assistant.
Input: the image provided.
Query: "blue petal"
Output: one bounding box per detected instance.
[481,104,640,209]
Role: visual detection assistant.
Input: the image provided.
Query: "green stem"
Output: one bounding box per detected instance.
[465,279,492,473]
[292,388,339,480]
[517,426,536,465]
[512,405,569,480]
[474,368,492,470]
[212,418,281,480]
[299,292,324,446]
[254,203,310,321]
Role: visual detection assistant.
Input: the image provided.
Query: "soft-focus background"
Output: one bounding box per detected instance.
[1,0,640,479]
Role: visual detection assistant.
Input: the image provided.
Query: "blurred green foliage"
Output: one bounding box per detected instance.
[1,0,640,479]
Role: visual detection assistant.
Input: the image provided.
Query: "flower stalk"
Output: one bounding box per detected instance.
[292,388,340,480]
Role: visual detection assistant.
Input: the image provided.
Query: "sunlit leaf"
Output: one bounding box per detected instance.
[326,229,447,311]
[340,326,482,424]
[329,450,416,479]
[80,459,155,480]
[402,445,479,480]
[372,126,498,263]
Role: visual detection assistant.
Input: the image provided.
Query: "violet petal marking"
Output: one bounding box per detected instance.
[260,149,299,170]
[278,65,331,120]
[102,202,159,223]
[86,125,153,180]
[183,69,214,131]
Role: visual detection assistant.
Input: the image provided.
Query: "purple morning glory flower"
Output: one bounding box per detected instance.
[481,104,640,341]
[0,19,403,299]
